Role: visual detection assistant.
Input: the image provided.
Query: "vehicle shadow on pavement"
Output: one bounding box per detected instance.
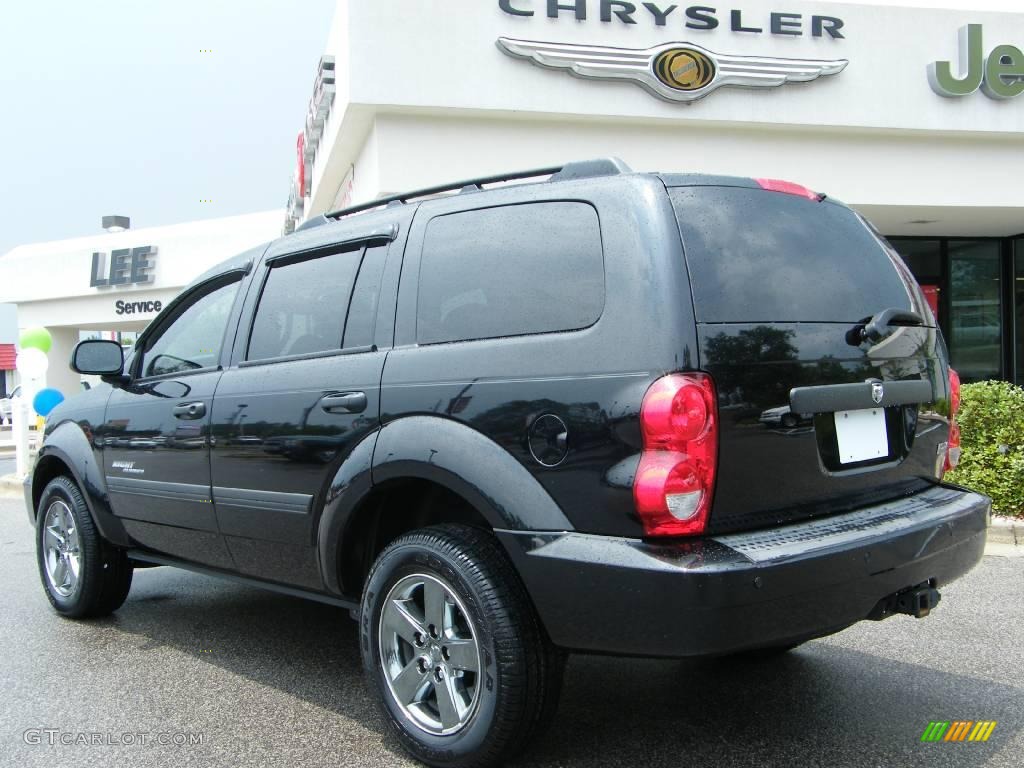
[525,647,1019,767]
[106,568,1018,768]
[104,568,400,751]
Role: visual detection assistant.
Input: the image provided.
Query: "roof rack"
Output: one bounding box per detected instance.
[295,157,631,233]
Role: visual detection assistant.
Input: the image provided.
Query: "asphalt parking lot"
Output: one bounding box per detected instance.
[1,492,1021,768]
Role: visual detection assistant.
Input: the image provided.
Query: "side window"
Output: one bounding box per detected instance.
[416,202,604,345]
[140,279,240,378]
[342,244,388,349]
[247,247,362,361]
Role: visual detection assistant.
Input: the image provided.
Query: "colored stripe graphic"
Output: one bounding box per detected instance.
[945,721,972,741]
[970,722,997,742]
[921,720,996,742]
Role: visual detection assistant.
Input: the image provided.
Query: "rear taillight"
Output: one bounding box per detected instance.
[633,373,718,536]
[943,367,962,474]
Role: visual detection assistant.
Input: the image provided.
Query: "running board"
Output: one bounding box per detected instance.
[126,550,359,612]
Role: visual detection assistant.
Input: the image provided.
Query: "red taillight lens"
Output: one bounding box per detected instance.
[754,178,821,200]
[943,367,962,474]
[634,373,717,536]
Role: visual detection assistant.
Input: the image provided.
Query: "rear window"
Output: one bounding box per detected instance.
[416,202,604,345]
[669,186,916,323]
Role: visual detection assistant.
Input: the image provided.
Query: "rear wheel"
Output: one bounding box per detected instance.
[36,476,133,618]
[360,524,564,768]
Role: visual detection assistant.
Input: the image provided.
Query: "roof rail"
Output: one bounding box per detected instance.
[297,157,631,231]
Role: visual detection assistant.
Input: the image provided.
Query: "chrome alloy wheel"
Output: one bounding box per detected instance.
[43,500,81,597]
[378,573,482,735]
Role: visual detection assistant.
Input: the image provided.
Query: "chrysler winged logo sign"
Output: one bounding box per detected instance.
[497,37,848,103]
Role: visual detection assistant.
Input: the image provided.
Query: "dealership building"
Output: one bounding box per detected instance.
[282,0,1023,384]
[0,212,280,398]
[2,0,1022,398]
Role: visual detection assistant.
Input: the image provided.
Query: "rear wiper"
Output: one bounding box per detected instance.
[847,308,924,346]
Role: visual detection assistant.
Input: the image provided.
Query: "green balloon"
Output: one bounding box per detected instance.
[19,327,52,354]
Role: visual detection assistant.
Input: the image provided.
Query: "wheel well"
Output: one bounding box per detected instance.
[339,477,492,596]
[30,456,74,519]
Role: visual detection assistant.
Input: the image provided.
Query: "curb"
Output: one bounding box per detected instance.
[1,473,25,495]
[988,516,1021,547]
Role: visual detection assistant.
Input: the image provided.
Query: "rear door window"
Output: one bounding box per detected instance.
[669,186,918,324]
[416,202,604,345]
[247,247,362,361]
[342,244,388,349]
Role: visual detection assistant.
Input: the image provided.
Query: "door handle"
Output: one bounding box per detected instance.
[172,401,206,420]
[321,392,368,414]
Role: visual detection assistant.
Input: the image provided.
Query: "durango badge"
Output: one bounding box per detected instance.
[497,37,848,103]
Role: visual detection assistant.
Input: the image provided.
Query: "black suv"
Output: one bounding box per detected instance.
[28,159,988,768]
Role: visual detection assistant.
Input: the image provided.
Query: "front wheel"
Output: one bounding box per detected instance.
[360,524,563,768]
[36,476,133,618]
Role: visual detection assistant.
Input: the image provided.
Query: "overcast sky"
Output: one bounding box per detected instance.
[0,0,334,256]
[1,0,1017,257]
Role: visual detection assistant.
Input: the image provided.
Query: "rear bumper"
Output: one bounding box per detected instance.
[497,485,989,658]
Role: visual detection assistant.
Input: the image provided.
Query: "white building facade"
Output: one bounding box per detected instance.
[285,0,1024,383]
[0,211,281,397]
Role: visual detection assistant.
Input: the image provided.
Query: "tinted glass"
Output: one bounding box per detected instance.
[248,248,361,361]
[342,244,388,349]
[417,202,604,345]
[949,240,1001,382]
[670,187,915,323]
[142,279,239,377]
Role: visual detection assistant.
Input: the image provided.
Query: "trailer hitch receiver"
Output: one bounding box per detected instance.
[868,580,941,620]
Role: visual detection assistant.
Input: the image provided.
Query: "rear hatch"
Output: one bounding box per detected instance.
[668,181,951,534]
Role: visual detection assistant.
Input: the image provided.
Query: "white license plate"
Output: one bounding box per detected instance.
[834,408,888,464]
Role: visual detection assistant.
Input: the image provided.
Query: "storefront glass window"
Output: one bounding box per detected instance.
[1015,239,1024,386]
[949,241,1001,382]
[890,238,942,324]
[892,239,942,282]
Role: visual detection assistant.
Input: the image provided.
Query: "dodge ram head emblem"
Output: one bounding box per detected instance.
[496,38,848,104]
[872,382,884,404]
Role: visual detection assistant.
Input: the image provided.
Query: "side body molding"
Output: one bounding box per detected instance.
[31,421,131,547]
[372,416,574,532]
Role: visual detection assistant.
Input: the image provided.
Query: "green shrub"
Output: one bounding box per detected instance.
[946,380,1024,518]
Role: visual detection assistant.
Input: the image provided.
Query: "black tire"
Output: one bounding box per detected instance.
[780,413,799,429]
[360,524,564,768]
[35,476,133,618]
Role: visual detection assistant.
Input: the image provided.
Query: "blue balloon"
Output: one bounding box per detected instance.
[33,388,65,417]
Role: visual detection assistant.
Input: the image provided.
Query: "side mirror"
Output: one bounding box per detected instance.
[71,340,125,376]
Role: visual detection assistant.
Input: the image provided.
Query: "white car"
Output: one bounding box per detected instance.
[0,385,21,425]
[758,404,811,429]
